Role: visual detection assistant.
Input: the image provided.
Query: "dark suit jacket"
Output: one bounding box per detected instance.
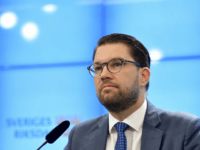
[64,100,200,150]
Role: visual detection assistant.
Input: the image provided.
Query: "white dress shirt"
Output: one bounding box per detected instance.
[105,99,147,150]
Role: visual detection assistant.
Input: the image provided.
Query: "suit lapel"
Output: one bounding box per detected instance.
[86,114,109,150]
[141,100,163,150]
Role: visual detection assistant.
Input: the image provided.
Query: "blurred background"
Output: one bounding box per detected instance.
[0,0,200,149]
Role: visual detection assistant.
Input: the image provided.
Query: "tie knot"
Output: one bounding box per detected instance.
[114,122,129,133]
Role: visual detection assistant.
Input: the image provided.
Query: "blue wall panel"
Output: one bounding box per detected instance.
[0,1,104,149]
[105,0,200,56]
[0,66,101,149]
[148,59,200,116]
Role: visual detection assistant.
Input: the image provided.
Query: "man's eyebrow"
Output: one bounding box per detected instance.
[93,57,124,64]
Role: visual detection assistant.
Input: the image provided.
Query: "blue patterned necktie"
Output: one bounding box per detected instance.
[114,122,130,150]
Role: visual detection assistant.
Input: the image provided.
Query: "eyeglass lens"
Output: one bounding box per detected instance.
[90,59,123,77]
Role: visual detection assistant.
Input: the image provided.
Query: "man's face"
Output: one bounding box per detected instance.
[93,43,141,113]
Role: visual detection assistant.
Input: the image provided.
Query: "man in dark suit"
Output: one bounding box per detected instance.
[64,33,200,150]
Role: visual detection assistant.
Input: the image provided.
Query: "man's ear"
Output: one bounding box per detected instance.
[139,67,151,87]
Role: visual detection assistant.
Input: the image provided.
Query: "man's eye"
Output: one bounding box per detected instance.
[113,63,121,66]
[95,67,101,71]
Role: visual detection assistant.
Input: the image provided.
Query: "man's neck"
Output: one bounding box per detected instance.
[109,91,146,122]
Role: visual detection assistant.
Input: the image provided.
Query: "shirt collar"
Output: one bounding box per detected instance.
[108,99,147,133]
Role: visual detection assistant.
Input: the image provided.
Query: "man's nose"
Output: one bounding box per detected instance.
[100,64,112,77]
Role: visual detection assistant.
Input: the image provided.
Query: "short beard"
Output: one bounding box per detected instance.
[97,75,140,113]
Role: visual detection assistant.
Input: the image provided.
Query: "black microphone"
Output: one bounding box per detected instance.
[37,120,70,150]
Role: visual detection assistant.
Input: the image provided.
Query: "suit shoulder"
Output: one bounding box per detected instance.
[73,114,108,132]
[157,107,199,123]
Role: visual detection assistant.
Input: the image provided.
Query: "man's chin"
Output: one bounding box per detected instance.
[102,101,131,113]
[99,93,117,102]
[99,98,115,105]
[99,97,122,108]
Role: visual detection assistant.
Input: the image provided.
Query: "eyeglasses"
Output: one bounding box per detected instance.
[87,58,142,78]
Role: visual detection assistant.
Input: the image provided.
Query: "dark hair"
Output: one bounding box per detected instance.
[92,33,151,91]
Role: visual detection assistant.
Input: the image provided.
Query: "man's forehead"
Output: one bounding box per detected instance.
[94,43,131,64]
[93,57,124,64]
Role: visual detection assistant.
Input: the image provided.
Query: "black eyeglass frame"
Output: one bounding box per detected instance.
[87,58,142,78]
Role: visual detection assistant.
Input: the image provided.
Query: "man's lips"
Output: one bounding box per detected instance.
[103,85,117,89]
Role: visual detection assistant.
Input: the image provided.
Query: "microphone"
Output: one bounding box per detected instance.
[37,120,70,150]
